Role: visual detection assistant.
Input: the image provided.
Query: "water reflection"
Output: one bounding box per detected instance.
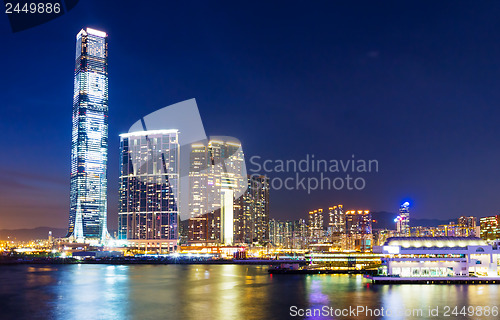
[0,265,499,320]
[51,264,130,320]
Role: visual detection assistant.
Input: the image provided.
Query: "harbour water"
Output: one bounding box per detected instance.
[1,264,499,320]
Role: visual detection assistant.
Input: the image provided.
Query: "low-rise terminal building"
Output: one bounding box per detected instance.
[373,237,499,278]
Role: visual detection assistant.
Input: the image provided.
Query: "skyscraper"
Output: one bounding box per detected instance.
[308,209,324,243]
[395,202,410,237]
[118,130,180,251]
[67,28,109,242]
[328,205,345,250]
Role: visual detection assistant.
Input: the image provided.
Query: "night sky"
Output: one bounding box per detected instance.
[1,1,500,230]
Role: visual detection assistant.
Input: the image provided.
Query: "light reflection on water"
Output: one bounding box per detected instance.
[0,265,499,320]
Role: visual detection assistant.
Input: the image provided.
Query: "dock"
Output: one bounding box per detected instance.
[370,276,500,284]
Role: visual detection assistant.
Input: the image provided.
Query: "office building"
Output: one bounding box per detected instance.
[118,130,180,251]
[67,28,109,242]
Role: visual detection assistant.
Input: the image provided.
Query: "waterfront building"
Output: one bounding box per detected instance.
[67,28,109,242]
[374,237,500,278]
[480,216,500,241]
[188,138,246,245]
[395,202,410,237]
[345,210,373,252]
[118,130,180,252]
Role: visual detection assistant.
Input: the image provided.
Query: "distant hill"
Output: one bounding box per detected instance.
[0,227,66,241]
[371,211,455,230]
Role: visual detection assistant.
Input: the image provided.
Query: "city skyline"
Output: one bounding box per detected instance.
[4,4,500,320]
[2,2,500,230]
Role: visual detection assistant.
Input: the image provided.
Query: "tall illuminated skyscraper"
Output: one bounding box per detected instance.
[67,28,109,242]
[395,202,410,237]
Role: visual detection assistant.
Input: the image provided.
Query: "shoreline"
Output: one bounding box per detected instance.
[0,257,307,266]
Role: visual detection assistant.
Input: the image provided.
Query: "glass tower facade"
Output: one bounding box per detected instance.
[67,28,109,242]
[118,130,180,241]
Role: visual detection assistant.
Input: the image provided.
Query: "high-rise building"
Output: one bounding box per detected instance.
[395,202,410,237]
[308,209,324,243]
[235,175,270,244]
[67,28,109,242]
[269,219,293,248]
[188,138,246,245]
[269,219,304,249]
[118,130,180,251]
[480,215,500,241]
[269,219,280,246]
[345,210,372,252]
[328,205,345,249]
[292,219,308,249]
